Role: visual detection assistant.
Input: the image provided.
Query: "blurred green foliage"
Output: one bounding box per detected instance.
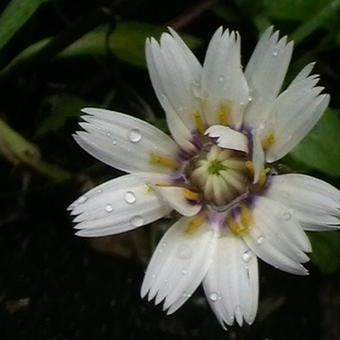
[0,0,340,277]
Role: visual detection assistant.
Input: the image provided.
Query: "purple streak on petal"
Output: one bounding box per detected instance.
[191,133,203,150]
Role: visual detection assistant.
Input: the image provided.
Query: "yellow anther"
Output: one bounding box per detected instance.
[183,188,200,201]
[193,111,205,134]
[185,214,205,234]
[245,161,254,176]
[240,204,253,228]
[258,167,270,187]
[217,104,230,126]
[149,153,178,170]
[227,206,252,237]
[261,133,276,151]
[227,216,249,236]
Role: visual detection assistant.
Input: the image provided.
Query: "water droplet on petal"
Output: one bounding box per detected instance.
[218,75,225,82]
[104,204,113,212]
[128,129,142,143]
[282,211,292,221]
[177,245,192,259]
[130,215,144,227]
[151,274,156,279]
[191,80,201,98]
[112,139,117,145]
[181,269,188,275]
[256,235,265,245]
[248,96,253,102]
[242,250,252,262]
[273,50,279,56]
[209,292,219,302]
[124,191,136,204]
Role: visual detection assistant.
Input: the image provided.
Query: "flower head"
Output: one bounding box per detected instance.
[68,27,340,328]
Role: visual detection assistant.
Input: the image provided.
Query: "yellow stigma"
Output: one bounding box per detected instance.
[185,214,205,234]
[193,111,205,134]
[183,188,200,201]
[217,104,230,126]
[262,132,276,151]
[149,153,178,170]
[228,205,253,237]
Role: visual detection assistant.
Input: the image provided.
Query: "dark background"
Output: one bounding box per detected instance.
[0,0,340,339]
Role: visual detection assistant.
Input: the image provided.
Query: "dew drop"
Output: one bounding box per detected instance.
[218,75,225,82]
[273,50,279,56]
[151,274,156,279]
[128,129,142,143]
[130,215,144,227]
[282,211,292,221]
[181,269,188,276]
[177,245,192,260]
[256,235,265,245]
[124,191,136,204]
[104,204,113,213]
[191,80,201,98]
[248,96,253,102]
[242,250,252,262]
[209,292,219,302]
[112,139,117,145]
[106,131,111,137]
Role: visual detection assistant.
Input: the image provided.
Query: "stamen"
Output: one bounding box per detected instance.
[185,214,205,234]
[193,111,205,134]
[149,153,178,170]
[245,161,254,176]
[240,204,253,228]
[227,205,253,236]
[262,133,276,151]
[217,104,230,126]
[183,188,200,201]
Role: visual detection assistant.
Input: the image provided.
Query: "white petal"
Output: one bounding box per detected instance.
[75,108,179,174]
[203,233,258,327]
[242,196,310,275]
[266,174,340,231]
[145,38,197,152]
[265,89,329,162]
[70,174,171,237]
[146,33,202,132]
[244,27,293,129]
[154,186,202,217]
[205,125,249,153]
[141,216,217,314]
[201,28,249,128]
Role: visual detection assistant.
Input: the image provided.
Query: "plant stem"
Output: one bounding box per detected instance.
[0,118,71,182]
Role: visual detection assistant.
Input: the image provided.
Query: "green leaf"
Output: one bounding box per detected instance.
[309,231,340,274]
[0,0,48,51]
[63,22,201,67]
[36,94,88,137]
[262,0,334,21]
[2,22,202,71]
[289,109,340,177]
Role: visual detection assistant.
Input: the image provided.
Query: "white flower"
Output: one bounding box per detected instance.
[68,27,340,329]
